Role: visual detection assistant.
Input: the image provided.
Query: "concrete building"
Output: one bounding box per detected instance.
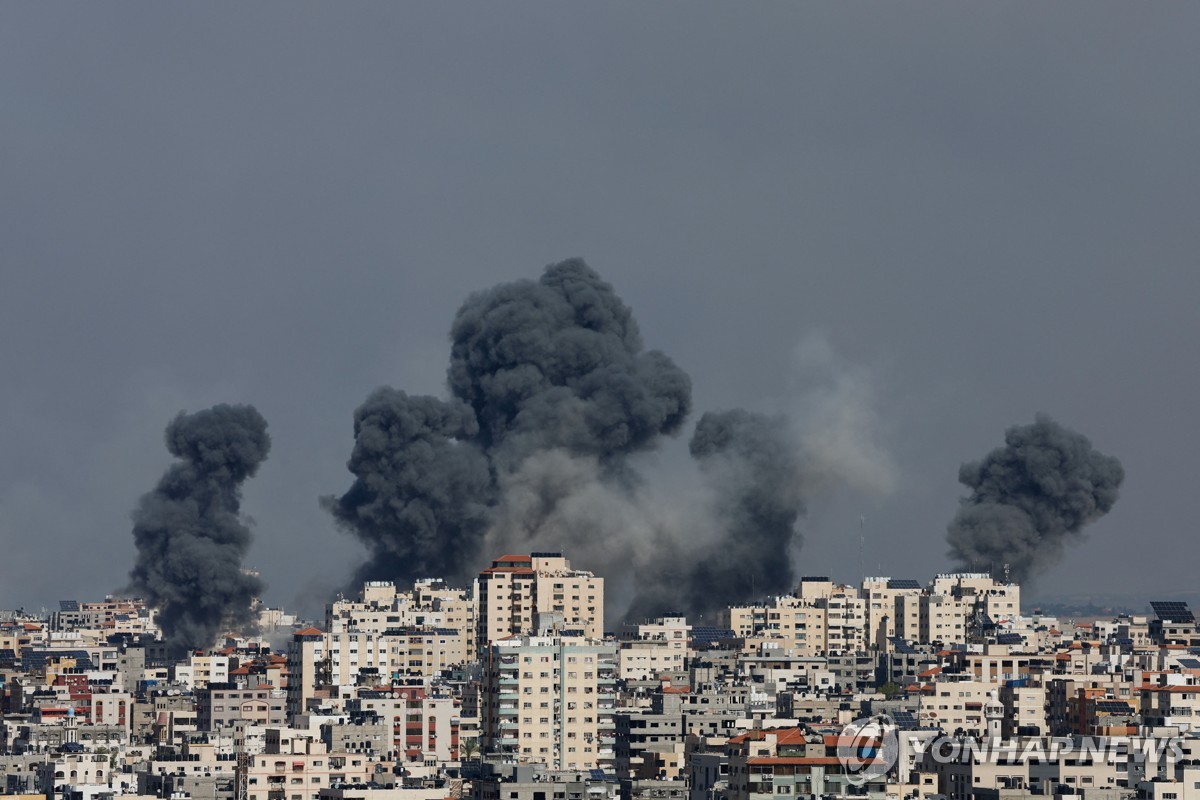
[862,577,923,650]
[480,635,617,770]
[477,554,604,649]
[288,628,327,722]
[197,683,287,730]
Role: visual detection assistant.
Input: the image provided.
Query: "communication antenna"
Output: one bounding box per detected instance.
[859,515,866,583]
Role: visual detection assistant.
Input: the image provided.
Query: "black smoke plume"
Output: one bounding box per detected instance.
[448,258,691,472]
[625,409,807,620]
[946,414,1124,583]
[322,389,492,584]
[129,404,270,656]
[687,410,806,608]
[328,259,693,587]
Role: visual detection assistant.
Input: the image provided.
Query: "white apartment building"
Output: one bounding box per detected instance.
[480,635,617,771]
[477,553,604,648]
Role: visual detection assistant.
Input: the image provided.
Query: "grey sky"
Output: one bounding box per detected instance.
[1,4,1197,616]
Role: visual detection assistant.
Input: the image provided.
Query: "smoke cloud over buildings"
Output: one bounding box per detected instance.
[329,259,895,620]
[327,259,691,600]
[129,404,270,656]
[683,410,806,611]
[946,414,1125,584]
[323,389,492,586]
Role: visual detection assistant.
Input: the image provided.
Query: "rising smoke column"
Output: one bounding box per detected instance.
[328,259,693,585]
[448,258,692,472]
[129,404,270,656]
[322,389,492,585]
[946,414,1124,583]
[627,409,807,619]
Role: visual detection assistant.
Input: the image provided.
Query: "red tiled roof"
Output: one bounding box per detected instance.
[823,734,879,747]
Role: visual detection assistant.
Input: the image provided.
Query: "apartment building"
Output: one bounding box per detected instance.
[618,616,689,682]
[243,729,380,800]
[920,593,972,645]
[386,628,469,679]
[918,680,999,734]
[863,577,923,649]
[287,628,326,722]
[197,682,287,730]
[344,686,461,765]
[477,554,604,649]
[999,682,1048,737]
[175,653,230,689]
[480,635,617,771]
[327,579,477,665]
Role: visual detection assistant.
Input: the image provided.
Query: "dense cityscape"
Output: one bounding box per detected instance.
[5,7,1197,800]
[3,554,1199,800]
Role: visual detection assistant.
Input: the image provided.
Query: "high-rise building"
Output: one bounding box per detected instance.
[286,626,325,722]
[477,553,604,649]
[480,634,617,770]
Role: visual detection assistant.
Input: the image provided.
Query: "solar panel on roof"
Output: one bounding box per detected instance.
[1177,658,1200,670]
[996,633,1024,645]
[1095,701,1134,715]
[1151,601,1195,622]
[887,579,921,590]
[22,650,95,671]
[890,711,919,730]
[689,627,736,647]
[889,637,917,654]
[59,600,79,612]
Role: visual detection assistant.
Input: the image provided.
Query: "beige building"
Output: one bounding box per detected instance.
[721,582,865,657]
[327,579,477,664]
[243,728,382,800]
[918,680,998,734]
[862,577,922,649]
[328,630,391,687]
[287,628,327,722]
[174,653,230,688]
[344,686,461,765]
[385,628,469,680]
[999,683,1048,737]
[477,553,603,648]
[618,616,689,682]
[920,593,972,645]
[480,635,617,770]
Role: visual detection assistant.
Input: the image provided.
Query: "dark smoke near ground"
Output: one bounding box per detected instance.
[322,388,493,585]
[328,259,693,590]
[686,410,806,609]
[625,409,807,621]
[946,414,1124,584]
[129,404,270,657]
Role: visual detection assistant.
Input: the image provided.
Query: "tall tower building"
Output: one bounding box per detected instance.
[481,634,617,770]
[477,552,604,650]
